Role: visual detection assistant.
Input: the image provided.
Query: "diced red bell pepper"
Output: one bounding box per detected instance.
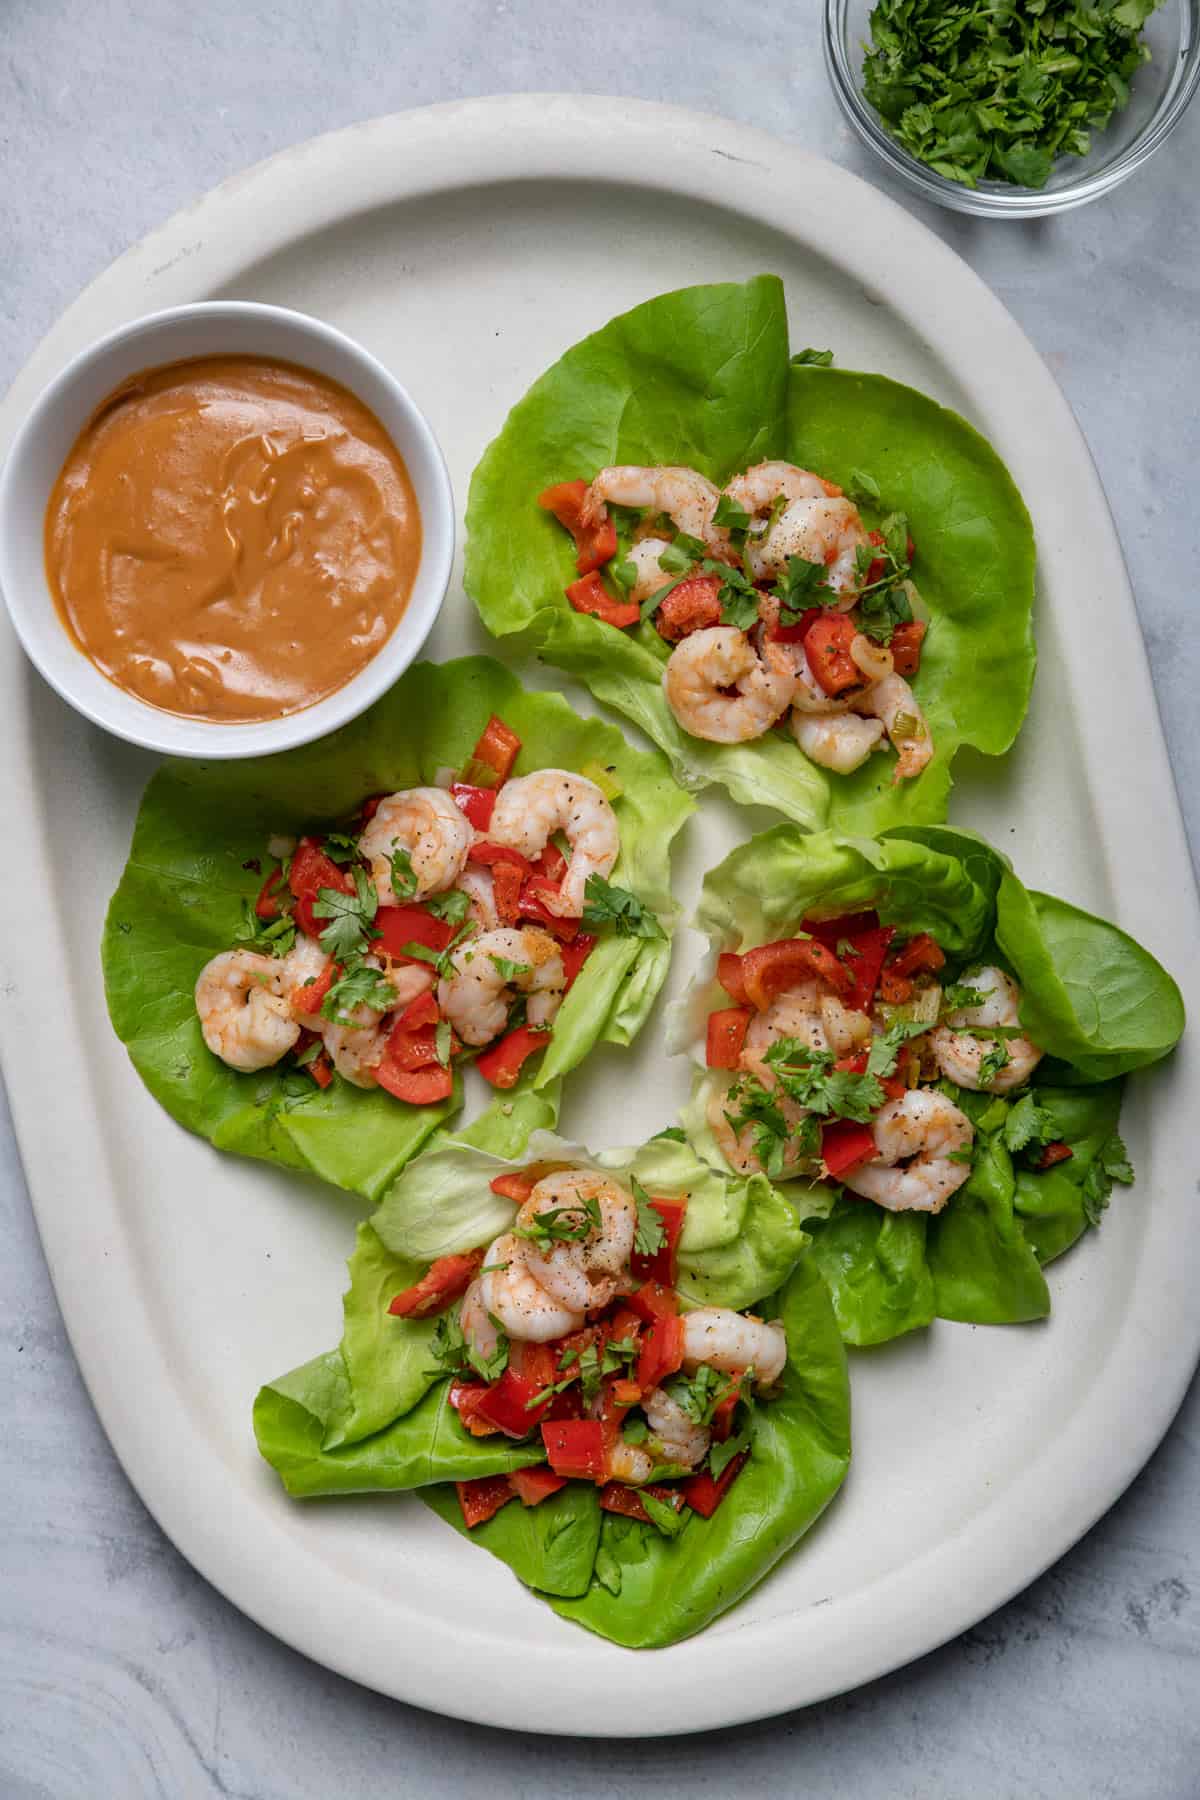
[456,1475,515,1529]
[381,1017,440,1074]
[540,1418,614,1483]
[800,910,881,951]
[626,1280,679,1324]
[387,1249,484,1318]
[471,715,522,785]
[821,1119,877,1180]
[398,989,440,1031]
[610,1378,643,1410]
[371,905,455,961]
[450,782,497,832]
[636,1313,685,1392]
[1037,1141,1074,1170]
[255,866,286,921]
[375,1060,454,1105]
[740,936,854,1009]
[801,913,894,1013]
[863,528,888,589]
[537,479,618,575]
[307,1051,334,1089]
[448,1382,500,1437]
[717,951,749,1004]
[533,842,568,883]
[891,619,927,677]
[468,841,533,873]
[769,605,824,645]
[474,1369,552,1439]
[706,1007,752,1070]
[630,1194,688,1286]
[710,1376,742,1443]
[654,574,722,643]
[598,1481,686,1523]
[834,1051,905,1103]
[559,933,597,992]
[804,612,861,696]
[519,880,580,941]
[491,860,524,926]
[509,1466,568,1507]
[565,571,640,630]
[682,1453,747,1518]
[291,957,335,1018]
[489,1170,537,1204]
[475,1024,548,1090]
[880,931,945,1003]
[288,837,354,938]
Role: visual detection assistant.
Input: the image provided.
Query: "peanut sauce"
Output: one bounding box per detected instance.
[44,355,421,722]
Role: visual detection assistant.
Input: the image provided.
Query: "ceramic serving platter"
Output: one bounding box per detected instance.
[1,96,1197,1736]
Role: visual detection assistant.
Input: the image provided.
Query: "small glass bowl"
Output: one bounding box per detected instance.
[825,0,1200,217]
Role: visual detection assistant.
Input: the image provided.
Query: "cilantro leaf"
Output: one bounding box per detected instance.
[425,1310,508,1385]
[773,553,830,622]
[426,887,472,926]
[865,1019,930,1080]
[321,962,396,1023]
[709,1423,753,1480]
[652,1126,687,1144]
[321,832,360,865]
[1002,1091,1057,1155]
[388,847,418,902]
[582,874,664,941]
[609,557,638,593]
[712,493,751,533]
[1082,1131,1135,1227]
[490,955,532,983]
[233,901,296,960]
[313,866,378,963]
[630,1175,667,1258]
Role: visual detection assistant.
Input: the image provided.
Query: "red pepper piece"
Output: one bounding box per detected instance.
[387,1249,484,1318]
[255,866,286,921]
[565,571,640,629]
[382,1023,441,1073]
[509,1466,568,1507]
[450,783,497,832]
[471,715,522,785]
[468,841,533,874]
[448,1382,500,1437]
[291,958,335,1018]
[626,1281,679,1324]
[635,1313,685,1392]
[880,932,945,1004]
[533,842,568,884]
[371,905,455,962]
[375,1060,454,1105]
[518,879,580,941]
[800,913,894,1012]
[456,1475,515,1529]
[654,574,722,643]
[540,1418,614,1483]
[682,1453,747,1518]
[598,1481,686,1523]
[630,1195,688,1286]
[821,1119,877,1180]
[537,479,617,576]
[475,1025,549,1090]
[288,837,354,939]
[559,933,597,992]
[709,1376,742,1443]
[1037,1141,1074,1170]
[740,936,854,1009]
[834,1051,905,1102]
[803,613,860,696]
[891,619,926,678]
[706,1007,752,1070]
[489,1170,537,1204]
[769,605,824,645]
[491,860,525,926]
[474,1369,552,1439]
[398,989,439,1031]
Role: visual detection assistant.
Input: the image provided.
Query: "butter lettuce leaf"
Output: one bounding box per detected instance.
[465,275,1035,829]
[102,656,691,1202]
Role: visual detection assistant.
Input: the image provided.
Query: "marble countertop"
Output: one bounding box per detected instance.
[2,4,1197,1794]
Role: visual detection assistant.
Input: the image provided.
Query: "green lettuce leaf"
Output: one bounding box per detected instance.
[422,1482,602,1601]
[685,823,1183,1344]
[465,275,1035,828]
[102,655,692,1202]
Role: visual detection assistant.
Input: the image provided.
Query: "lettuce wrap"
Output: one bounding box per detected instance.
[254,1129,850,1640]
[465,275,1035,831]
[682,824,1184,1345]
[102,656,692,1202]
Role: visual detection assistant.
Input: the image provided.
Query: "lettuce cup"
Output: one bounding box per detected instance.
[254,1128,850,1648]
[102,656,692,1202]
[680,825,1184,1345]
[466,275,1035,832]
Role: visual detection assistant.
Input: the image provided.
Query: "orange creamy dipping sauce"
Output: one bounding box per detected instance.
[44,355,422,722]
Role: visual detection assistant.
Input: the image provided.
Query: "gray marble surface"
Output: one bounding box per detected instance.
[3,3,1198,1794]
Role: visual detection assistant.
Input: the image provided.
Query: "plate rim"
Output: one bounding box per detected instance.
[2,94,1198,1736]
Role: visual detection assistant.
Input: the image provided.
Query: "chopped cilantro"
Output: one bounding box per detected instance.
[434,1018,454,1068]
[773,553,831,623]
[426,887,472,926]
[865,1019,930,1080]
[1002,1092,1058,1155]
[630,1176,667,1259]
[610,557,638,593]
[234,902,296,960]
[387,847,418,902]
[763,1036,885,1121]
[490,955,532,983]
[321,962,396,1023]
[941,983,987,1016]
[582,875,664,941]
[1082,1131,1134,1227]
[425,1310,508,1385]
[313,866,377,963]
[651,1126,687,1144]
[709,1423,753,1480]
[321,832,360,865]
[641,1492,688,1538]
[712,493,751,533]
[514,1192,601,1251]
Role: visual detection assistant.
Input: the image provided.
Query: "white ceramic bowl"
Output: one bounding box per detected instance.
[0,301,454,757]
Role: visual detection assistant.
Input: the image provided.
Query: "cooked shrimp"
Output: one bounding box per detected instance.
[284,933,330,1027]
[459,1277,501,1362]
[582,465,729,555]
[931,966,1043,1094]
[359,786,473,904]
[788,647,857,714]
[606,1440,654,1486]
[642,1387,710,1471]
[488,771,619,917]
[515,1171,637,1312]
[707,1079,812,1179]
[457,867,498,931]
[626,536,677,605]
[323,959,433,1088]
[742,983,872,1075]
[681,1307,788,1389]
[474,1233,584,1342]
[841,1089,974,1214]
[663,626,796,743]
[851,673,933,783]
[792,710,886,774]
[728,464,869,596]
[725,461,835,513]
[437,926,565,1047]
[195,949,298,1072]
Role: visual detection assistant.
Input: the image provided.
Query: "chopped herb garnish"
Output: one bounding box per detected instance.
[763,1037,885,1121]
[610,557,638,593]
[652,1126,687,1144]
[977,1038,1013,1088]
[434,1018,454,1068]
[490,955,532,983]
[426,886,473,926]
[773,553,831,623]
[709,1422,753,1480]
[388,847,418,902]
[234,902,297,960]
[313,866,378,963]
[630,1175,668,1258]
[941,983,988,1016]
[712,493,751,534]
[321,962,396,1023]
[1002,1092,1058,1155]
[865,1019,930,1080]
[514,1192,601,1251]
[1082,1131,1134,1227]
[322,832,360,865]
[582,874,664,941]
[426,1310,508,1385]
[641,1492,688,1538]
